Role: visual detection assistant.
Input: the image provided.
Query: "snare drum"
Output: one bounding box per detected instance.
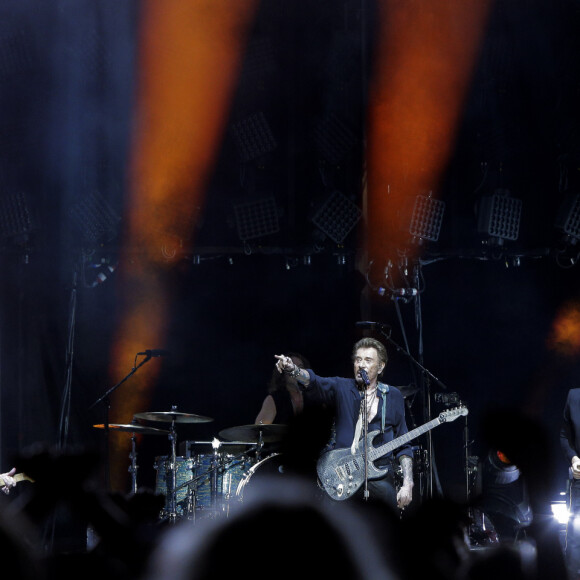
[236,453,285,502]
[154,456,195,517]
[193,453,253,513]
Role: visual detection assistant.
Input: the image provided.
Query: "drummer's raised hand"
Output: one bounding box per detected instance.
[275,354,295,374]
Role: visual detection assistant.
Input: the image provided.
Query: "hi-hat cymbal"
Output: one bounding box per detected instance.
[398,384,419,398]
[133,411,214,424]
[219,424,288,443]
[93,423,169,435]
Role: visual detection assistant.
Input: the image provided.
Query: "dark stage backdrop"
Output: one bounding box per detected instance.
[0,0,579,507]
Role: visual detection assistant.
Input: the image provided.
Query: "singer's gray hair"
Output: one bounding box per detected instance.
[352,338,387,366]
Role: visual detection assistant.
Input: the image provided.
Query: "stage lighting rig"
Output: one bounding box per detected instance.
[553,192,580,268]
[0,191,36,246]
[555,192,580,242]
[477,188,522,245]
[233,196,280,241]
[231,112,277,163]
[69,191,120,246]
[311,190,361,244]
[408,193,445,243]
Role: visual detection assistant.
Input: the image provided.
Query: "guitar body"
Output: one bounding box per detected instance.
[316,405,468,501]
[316,430,387,501]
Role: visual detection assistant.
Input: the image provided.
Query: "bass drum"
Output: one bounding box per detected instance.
[193,453,252,512]
[235,453,285,502]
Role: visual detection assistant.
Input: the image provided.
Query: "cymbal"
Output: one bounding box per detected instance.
[133,411,214,424]
[93,423,169,435]
[398,384,419,398]
[219,424,288,443]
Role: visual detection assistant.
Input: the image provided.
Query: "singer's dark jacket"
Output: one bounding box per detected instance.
[304,370,412,467]
[561,388,580,465]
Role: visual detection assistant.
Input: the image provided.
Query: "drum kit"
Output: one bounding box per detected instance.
[94,407,286,523]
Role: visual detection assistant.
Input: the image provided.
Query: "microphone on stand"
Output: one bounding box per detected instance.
[359,369,371,386]
[137,349,170,359]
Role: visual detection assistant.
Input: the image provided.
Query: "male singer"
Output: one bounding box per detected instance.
[275,337,413,510]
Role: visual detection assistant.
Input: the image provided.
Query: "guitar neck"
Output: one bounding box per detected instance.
[5,473,33,484]
[369,417,442,462]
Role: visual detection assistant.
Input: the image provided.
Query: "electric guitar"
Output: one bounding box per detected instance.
[316,406,468,501]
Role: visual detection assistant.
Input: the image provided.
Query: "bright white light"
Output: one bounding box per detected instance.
[552,502,569,525]
[212,437,221,450]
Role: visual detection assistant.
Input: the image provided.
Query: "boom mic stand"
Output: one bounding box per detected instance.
[89,353,155,490]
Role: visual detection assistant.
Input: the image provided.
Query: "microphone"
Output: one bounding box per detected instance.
[359,369,370,386]
[137,349,170,358]
[355,321,391,331]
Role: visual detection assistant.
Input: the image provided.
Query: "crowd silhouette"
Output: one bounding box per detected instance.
[0,408,570,580]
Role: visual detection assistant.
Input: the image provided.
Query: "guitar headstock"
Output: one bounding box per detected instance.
[439,405,468,422]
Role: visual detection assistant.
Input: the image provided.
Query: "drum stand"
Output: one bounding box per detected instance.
[128,434,138,494]
[211,446,219,513]
[167,416,179,523]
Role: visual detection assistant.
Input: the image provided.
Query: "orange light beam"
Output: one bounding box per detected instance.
[107,0,258,491]
[367,0,492,262]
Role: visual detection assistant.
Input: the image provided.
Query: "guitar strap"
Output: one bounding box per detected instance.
[378,383,389,434]
[351,383,390,453]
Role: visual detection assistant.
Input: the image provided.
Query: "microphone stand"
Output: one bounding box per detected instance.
[88,353,154,490]
[362,385,369,500]
[375,325,448,393]
[373,325,448,500]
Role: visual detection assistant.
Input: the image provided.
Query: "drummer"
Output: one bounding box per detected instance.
[255,352,311,425]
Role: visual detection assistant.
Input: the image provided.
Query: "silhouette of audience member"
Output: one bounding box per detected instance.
[457,541,538,580]
[144,474,398,580]
[395,497,472,580]
[0,493,44,580]
[13,445,166,580]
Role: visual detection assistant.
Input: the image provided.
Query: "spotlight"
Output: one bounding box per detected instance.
[233,197,279,241]
[231,112,277,163]
[311,190,361,244]
[477,188,522,243]
[478,449,532,542]
[408,193,445,242]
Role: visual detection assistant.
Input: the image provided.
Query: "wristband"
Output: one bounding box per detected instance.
[286,364,300,378]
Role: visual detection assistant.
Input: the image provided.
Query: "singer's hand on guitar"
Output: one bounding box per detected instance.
[397,482,413,509]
